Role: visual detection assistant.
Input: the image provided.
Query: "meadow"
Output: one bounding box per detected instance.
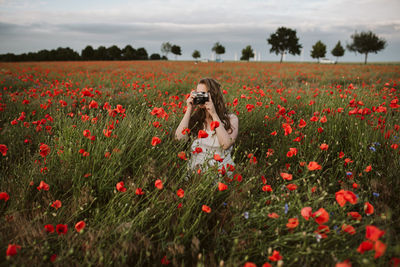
[0,61,399,266]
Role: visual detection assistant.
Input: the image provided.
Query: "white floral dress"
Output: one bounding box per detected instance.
[188,128,235,176]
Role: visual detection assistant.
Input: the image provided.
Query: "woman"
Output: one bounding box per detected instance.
[175,78,239,176]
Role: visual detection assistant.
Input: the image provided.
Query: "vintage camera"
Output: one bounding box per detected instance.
[192,92,209,105]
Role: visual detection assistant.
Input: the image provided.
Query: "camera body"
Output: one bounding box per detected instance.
[192,92,209,105]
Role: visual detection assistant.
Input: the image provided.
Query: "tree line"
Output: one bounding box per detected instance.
[0,28,387,64]
[0,45,164,62]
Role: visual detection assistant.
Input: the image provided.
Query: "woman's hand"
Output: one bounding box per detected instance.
[204,93,217,117]
[186,91,194,110]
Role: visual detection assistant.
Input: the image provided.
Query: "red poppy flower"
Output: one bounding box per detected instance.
[202,205,211,213]
[234,174,243,182]
[198,130,208,139]
[88,100,98,109]
[192,147,203,154]
[357,240,374,254]
[301,207,312,221]
[155,179,163,190]
[280,172,293,181]
[282,123,292,135]
[6,244,21,257]
[151,137,161,146]
[0,192,9,202]
[286,184,297,191]
[320,116,327,123]
[181,128,190,135]
[262,263,272,267]
[39,143,50,158]
[335,190,357,207]
[374,240,386,259]
[298,119,307,128]
[218,182,228,191]
[268,213,279,219]
[307,161,321,171]
[312,208,329,224]
[0,144,8,156]
[214,154,223,162]
[210,121,220,131]
[161,255,170,265]
[314,225,330,238]
[347,212,362,221]
[262,185,272,192]
[286,218,299,229]
[243,262,257,267]
[364,202,374,215]
[50,254,57,262]
[269,250,282,261]
[51,200,62,210]
[178,151,187,160]
[365,225,385,241]
[364,165,372,172]
[177,188,184,198]
[75,220,86,233]
[103,129,112,137]
[56,224,68,235]
[116,181,127,192]
[341,224,356,235]
[270,131,277,136]
[37,180,50,191]
[44,224,54,233]
[135,188,145,195]
[83,129,91,137]
[319,143,329,150]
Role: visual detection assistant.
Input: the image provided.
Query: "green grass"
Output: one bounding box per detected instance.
[0,61,399,266]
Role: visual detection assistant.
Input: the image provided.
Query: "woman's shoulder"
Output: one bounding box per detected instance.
[227,113,238,121]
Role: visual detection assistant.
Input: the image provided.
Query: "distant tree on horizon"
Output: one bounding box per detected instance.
[150,53,161,60]
[240,45,255,61]
[81,45,95,60]
[310,40,327,62]
[106,45,122,60]
[212,42,225,60]
[347,31,387,64]
[331,41,345,63]
[94,46,108,60]
[136,47,149,60]
[192,50,201,61]
[161,42,172,59]
[122,45,137,60]
[171,45,182,60]
[267,27,302,63]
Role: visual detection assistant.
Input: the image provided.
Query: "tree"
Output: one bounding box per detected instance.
[310,41,327,62]
[94,46,108,60]
[212,42,225,60]
[161,42,172,59]
[347,31,386,64]
[122,45,137,60]
[192,50,201,61]
[150,53,161,60]
[267,27,302,63]
[81,45,95,60]
[106,45,122,60]
[171,45,182,60]
[240,45,255,61]
[331,41,345,63]
[136,48,148,60]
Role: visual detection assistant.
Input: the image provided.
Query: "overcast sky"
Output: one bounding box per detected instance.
[1,0,399,62]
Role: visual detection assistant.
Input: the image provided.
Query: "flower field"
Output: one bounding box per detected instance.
[0,61,399,266]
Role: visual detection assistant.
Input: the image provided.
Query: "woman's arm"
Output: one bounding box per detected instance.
[175,93,194,141]
[211,113,239,150]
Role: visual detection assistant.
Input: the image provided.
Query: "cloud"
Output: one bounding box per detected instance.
[0,0,399,61]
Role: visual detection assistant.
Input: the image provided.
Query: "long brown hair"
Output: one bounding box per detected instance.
[188,78,232,137]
